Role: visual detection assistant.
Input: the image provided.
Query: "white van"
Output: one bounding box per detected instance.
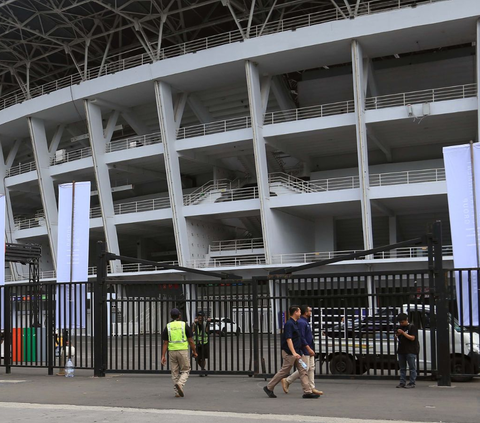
[316,304,480,380]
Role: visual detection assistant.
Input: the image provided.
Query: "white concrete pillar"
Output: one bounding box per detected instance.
[0,139,28,279]
[28,117,59,268]
[84,101,122,272]
[245,61,275,264]
[155,81,190,266]
[351,40,374,252]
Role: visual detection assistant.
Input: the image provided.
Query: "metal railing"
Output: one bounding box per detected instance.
[264,100,355,125]
[50,147,92,165]
[188,255,267,269]
[269,168,445,195]
[185,185,259,205]
[177,116,251,139]
[365,83,477,110]
[114,197,170,214]
[271,245,453,265]
[209,237,264,254]
[0,0,449,112]
[183,179,234,206]
[106,132,162,153]
[6,161,36,177]
[14,216,46,230]
[90,206,102,219]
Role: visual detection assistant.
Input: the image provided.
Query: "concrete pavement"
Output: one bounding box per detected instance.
[0,369,479,422]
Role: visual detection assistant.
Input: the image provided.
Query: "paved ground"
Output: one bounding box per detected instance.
[0,369,479,423]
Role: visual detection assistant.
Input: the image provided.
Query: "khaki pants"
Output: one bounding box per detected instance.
[267,351,312,394]
[169,350,190,392]
[286,355,316,390]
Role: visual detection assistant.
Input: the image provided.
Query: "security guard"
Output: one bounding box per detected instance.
[161,308,197,397]
[193,311,211,376]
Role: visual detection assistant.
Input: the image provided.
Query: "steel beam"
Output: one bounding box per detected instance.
[245,60,274,264]
[84,100,122,273]
[27,117,59,268]
[155,80,190,266]
[351,40,374,253]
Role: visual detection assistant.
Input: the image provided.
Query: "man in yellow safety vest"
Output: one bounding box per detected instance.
[161,308,197,397]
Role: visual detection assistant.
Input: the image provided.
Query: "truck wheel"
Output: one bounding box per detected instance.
[330,354,354,375]
[451,356,474,382]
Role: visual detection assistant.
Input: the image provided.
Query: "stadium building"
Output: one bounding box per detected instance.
[0,0,478,282]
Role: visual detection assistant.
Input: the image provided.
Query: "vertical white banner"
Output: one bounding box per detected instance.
[56,182,91,328]
[0,195,5,331]
[444,144,479,326]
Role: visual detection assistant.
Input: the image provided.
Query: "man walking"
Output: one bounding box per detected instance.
[281,305,323,396]
[395,312,418,389]
[161,308,198,397]
[193,311,211,376]
[263,305,320,399]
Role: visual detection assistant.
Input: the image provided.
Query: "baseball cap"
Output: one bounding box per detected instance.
[197,311,205,317]
[171,308,181,318]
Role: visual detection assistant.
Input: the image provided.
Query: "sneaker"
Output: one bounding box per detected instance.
[405,383,416,389]
[396,383,406,388]
[281,378,290,394]
[263,386,277,398]
[312,389,324,396]
[175,383,184,397]
[302,393,320,399]
[175,393,181,397]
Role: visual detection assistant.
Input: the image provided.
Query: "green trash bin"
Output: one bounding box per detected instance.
[23,328,37,362]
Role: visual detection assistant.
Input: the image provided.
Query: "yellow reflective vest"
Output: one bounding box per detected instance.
[167,320,188,351]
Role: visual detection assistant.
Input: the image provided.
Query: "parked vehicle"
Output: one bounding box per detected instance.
[317,304,480,380]
[211,317,242,336]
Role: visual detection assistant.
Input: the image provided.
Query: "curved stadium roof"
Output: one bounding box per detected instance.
[0,0,402,100]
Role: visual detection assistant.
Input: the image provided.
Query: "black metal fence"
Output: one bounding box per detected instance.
[1,270,479,381]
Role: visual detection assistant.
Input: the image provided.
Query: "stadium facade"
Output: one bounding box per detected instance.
[0,0,478,282]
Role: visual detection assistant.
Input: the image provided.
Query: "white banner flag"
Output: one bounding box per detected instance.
[57,182,91,283]
[56,182,91,329]
[444,144,480,326]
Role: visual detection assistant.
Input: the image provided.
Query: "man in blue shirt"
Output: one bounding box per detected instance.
[263,305,320,399]
[282,305,323,396]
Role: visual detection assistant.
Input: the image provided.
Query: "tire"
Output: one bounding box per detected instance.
[451,356,474,382]
[330,354,355,375]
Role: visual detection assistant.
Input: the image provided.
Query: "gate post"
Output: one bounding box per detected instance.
[433,221,451,386]
[94,241,107,377]
[3,285,11,374]
[252,277,260,375]
[47,283,54,375]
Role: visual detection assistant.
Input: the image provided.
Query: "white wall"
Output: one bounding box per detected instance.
[314,217,335,251]
[269,210,314,255]
[186,218,234,260]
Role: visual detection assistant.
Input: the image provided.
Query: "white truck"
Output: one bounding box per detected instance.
[316,304,480,381]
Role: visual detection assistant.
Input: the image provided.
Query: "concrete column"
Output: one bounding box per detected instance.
[155,81,190,266]
[245,61,274,264]
[28,117,59,267]
[84,101,121,272]
[389,216,397,258]
[0,139,28,279]
[351,40,374,252]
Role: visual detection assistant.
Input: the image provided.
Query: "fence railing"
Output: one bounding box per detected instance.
[6,161,36,177]
[264,100,355,125]
[188,255,267,269]
[106,132,162,153]
[209,237,264,254]
[177,116,251,139]
[50,147,92,165]
[0,0,449,112]
[114,197,171,214]
[365,83,477,110]
[271,245,453,265]
[185,185,259,205]
[270,168,445,196]
[14,216,46,230]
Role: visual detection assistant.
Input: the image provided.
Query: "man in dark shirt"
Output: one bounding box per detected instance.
[283,305,323,396]
[395,312,418,389]
[263,305,320,399]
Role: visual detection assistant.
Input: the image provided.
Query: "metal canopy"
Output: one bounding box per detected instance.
[0,1,369,98]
